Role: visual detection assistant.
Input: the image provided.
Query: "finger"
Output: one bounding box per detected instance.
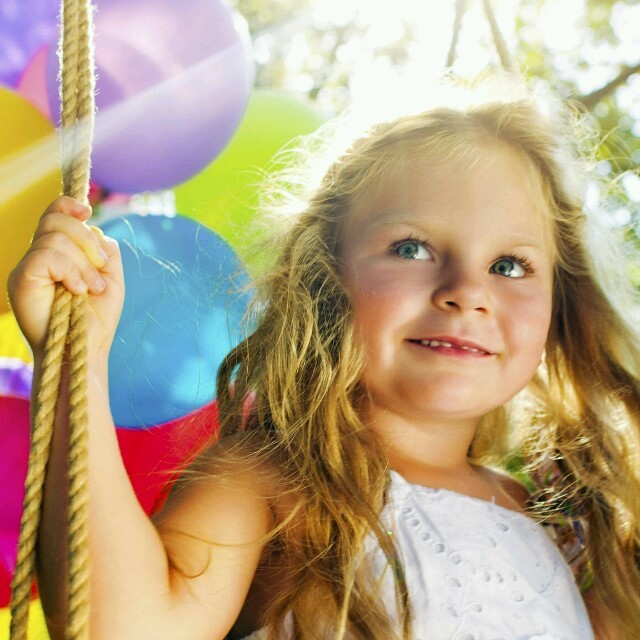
[18,247,91,296]
[89,225,112,260]
[91,228,122,279]
[34,212,108,269]
[33,232,107,295]
[41,196,92,222]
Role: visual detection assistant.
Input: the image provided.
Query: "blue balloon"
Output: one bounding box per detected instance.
[100,214,253,428]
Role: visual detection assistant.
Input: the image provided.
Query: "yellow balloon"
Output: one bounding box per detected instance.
[0,599,50,639]
[0,88,61,314]
[0,311,32,363]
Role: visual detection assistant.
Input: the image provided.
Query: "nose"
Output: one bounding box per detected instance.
[432,266,490,313]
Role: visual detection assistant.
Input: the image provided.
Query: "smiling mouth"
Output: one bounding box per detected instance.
[408,338,493,356]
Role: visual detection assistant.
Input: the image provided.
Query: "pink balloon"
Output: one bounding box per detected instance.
[0,396,30,606]
[16,44,52,120]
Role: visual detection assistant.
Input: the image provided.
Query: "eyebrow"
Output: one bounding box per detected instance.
[360,213,549,252]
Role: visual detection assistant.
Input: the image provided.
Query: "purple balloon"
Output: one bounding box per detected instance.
[0,357,33,400]
[0,0,59,88]
[46,0,254,193]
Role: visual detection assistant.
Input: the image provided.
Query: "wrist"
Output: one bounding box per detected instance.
[86,357,111,391]
[32,352,111,390]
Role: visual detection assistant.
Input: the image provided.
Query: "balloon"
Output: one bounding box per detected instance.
[0,0,59,88]
[0,599,49,639]
[116,400,219,514]
[0,89,61,314]
[46,0,254,193]
[0,357,32,400]
[0,391,216,606]
[16,44,52,120]
[100,214,253,427]
[0,396,30,607]
[175,90,325,260]
[0,312,32,363]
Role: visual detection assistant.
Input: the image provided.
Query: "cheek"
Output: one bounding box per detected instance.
[508,289,553,360]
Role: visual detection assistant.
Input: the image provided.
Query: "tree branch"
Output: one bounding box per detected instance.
[578,62,640,110]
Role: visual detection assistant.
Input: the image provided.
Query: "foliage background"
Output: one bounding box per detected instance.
[230,0,640,220]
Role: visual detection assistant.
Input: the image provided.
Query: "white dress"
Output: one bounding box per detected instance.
[241,470,594,639]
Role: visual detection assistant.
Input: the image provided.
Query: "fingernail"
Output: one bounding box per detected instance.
[74,201,91,215]
[99,248,109,263]
[94,276,106,291]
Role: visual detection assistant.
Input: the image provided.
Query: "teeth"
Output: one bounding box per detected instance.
[420,339,485,354]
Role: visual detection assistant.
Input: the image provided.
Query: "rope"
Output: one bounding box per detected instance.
[9,1,95,638]
[445,0,516,73]
[446,0,467,68]
[481,0,515,72]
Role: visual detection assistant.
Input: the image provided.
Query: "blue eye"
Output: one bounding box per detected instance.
[392,240,431,260]
[490,257,528,278]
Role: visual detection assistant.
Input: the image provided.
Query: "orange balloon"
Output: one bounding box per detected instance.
[0,88,60,313]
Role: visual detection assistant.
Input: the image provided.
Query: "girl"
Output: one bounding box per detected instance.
[8,77,640,639]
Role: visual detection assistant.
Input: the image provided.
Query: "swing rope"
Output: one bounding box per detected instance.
[446,0,515,73]
[446,0,467,68]
[9,1,95,638]
[481,0,514,72]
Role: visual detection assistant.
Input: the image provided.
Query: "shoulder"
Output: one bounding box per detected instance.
[152,432,290,562]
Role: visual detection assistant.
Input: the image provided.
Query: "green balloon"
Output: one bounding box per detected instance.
[174,90,325,265]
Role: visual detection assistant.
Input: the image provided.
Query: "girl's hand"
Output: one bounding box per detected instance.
[7,196,125,365]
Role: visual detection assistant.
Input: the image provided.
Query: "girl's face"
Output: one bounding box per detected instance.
[340,144,555,429]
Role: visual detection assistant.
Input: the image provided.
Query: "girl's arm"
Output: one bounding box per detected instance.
[9,198,270,640]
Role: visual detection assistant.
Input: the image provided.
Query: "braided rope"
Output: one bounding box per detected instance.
[482,0,515,72]
[61,0,95,201]
[445,0,516,73]
[446,0,467,68]
[63,296,90,640]
[9,1,95,638]
[9,289,73,640]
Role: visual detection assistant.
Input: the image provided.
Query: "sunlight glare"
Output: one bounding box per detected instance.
[324,0,522,93]
[0,132,59,212]
[538,0,583,52]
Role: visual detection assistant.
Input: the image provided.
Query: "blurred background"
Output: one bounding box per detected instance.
[241,0,639,167]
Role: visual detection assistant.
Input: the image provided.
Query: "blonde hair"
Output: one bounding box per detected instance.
[214,77,640,638]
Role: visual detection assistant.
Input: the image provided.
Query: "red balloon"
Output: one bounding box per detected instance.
[0,395,218,606]
[116,401,219,514]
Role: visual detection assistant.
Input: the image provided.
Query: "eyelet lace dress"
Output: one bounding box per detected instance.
[240,470,594,639]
